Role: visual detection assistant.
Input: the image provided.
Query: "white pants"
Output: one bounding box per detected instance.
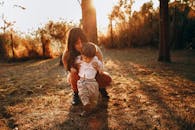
[77,79,100,108]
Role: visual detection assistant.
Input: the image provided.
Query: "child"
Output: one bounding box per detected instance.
[75,42,103,116]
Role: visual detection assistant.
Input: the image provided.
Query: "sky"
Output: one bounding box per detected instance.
[0,0,159,34]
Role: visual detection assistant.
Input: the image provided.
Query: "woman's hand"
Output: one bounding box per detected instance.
[92,62,103,74]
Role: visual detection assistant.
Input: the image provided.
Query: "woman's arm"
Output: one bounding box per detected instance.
[62,50,68,69]
[62,51,78,76]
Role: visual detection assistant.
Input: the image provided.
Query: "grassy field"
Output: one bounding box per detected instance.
[0,48,194,130]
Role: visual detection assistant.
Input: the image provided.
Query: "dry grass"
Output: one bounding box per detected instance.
[0,32,43,60]
[0,48,194,130]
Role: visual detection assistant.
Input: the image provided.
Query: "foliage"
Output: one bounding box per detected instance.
[100,1,159,48]
[36,21,73,58]
[37,21,70,43]
[109,0,134,23]
[0,14,16,33]
[0,30,43,60]
[169,1,195,49]
[0,20,74,61]
[100,1,195,49]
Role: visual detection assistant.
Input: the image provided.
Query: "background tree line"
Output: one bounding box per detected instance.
[0,0,98,61]
[0,21,74,60]
[0,0,194,62]
[100,0,195,50]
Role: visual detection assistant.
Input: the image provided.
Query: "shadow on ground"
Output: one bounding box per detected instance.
[0,48,194,129]
[52,99,109,130]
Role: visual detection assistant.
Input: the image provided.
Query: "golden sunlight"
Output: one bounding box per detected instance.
[92,0,159,34]
[92,0,117,33]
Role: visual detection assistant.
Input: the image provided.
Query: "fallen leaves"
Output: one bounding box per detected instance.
[0,48,195,129]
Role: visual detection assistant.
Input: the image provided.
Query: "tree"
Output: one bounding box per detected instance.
[81,0,98,44]
[169,1,191,49]
[158,0,171,62]
[109,0,134,24]
[108,0,134,47]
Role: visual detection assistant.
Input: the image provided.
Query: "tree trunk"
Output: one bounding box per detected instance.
[81,0,98,44]
[109,17,114,47]
[10,33,15,59]
[158,0,171,62]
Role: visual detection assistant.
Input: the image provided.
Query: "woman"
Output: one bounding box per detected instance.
[62,28,111,105]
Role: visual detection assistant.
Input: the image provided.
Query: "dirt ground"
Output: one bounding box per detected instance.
[0,48,195,130]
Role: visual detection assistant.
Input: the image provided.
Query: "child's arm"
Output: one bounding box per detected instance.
[92,57,103,73]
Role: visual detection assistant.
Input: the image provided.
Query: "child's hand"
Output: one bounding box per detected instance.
[70,67,77,73]
[92,62,103,73]
[92,62,99,70]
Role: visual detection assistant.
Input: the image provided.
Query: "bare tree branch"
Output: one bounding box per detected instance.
[0,1,4,6]
[76,0,81,7]
[13,4,26,10]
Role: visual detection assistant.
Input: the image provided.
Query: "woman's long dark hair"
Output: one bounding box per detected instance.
[66,28,88,71]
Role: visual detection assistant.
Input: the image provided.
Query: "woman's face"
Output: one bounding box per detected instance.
[74,38,82,52]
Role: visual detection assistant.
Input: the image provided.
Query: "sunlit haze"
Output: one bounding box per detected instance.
[0,0,159,34]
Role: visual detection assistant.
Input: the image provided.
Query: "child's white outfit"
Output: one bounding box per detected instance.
[76,56,103,108]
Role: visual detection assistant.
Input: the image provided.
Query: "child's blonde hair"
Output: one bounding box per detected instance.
[81,42,96,58]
